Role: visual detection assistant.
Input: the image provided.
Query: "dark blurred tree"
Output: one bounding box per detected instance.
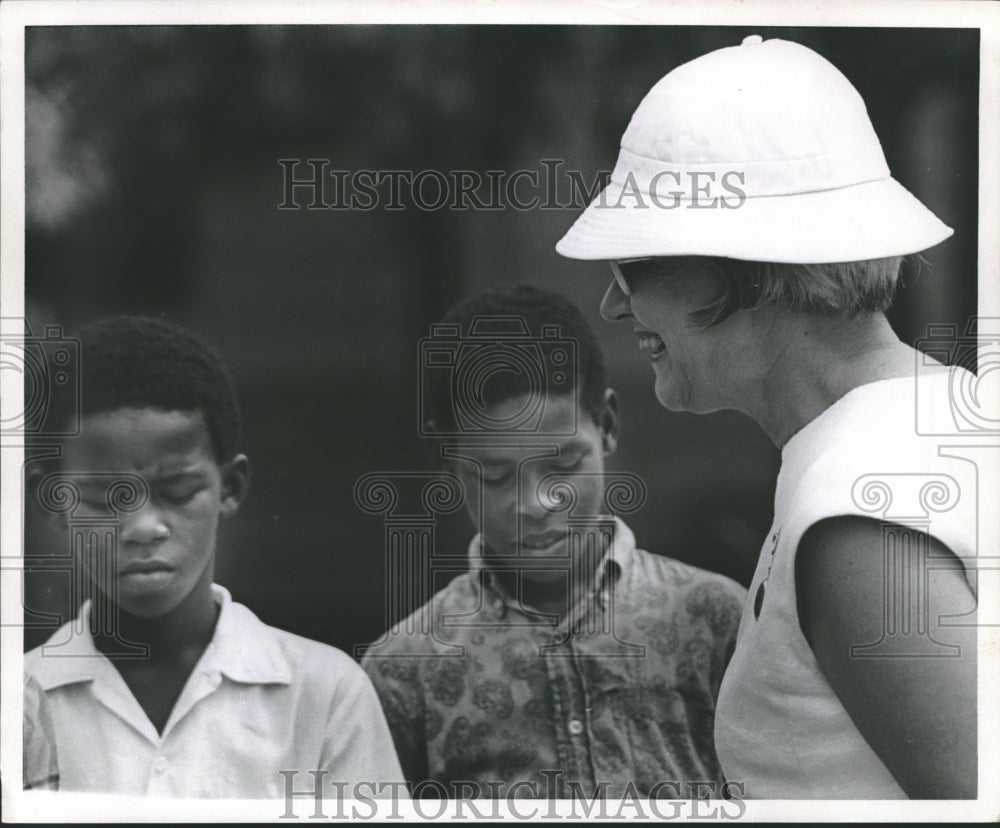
[26,26,598,330]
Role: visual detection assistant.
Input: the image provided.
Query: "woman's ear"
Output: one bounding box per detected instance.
[599,388,620,456]
[219,454,251,519]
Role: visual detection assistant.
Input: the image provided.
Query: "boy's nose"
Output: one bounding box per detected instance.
[600,280,631,322]
[119,503,170,545]
[516,469,564,519]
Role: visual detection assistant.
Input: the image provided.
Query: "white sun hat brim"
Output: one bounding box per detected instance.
[555,37,954,265]
[556,176,953,264]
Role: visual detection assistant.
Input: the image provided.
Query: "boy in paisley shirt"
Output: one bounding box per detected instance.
[362,285,746,799]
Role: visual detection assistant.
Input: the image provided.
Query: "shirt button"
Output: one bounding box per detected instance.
[154,757,169,774]
[568,719,584,736]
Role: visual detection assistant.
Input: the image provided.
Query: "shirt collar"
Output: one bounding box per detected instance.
[31,584,291,690]
[29,609,109,690]
[197,585,292,685]
[468,517,634,612]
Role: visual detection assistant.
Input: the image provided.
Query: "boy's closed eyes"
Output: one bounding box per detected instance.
[74,472,210,511]
[479,443,592,486]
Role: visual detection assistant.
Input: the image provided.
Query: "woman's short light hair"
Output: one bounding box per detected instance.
[689,256,905,328]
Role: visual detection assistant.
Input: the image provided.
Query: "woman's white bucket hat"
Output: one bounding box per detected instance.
[555,36,953,264]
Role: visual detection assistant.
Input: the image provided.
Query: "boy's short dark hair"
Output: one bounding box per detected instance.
[425,284,607,433]
[71,316,240,463]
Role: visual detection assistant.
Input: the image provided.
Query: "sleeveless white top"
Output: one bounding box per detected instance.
[714,369,985,798]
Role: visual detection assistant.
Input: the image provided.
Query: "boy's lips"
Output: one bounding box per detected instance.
[518,530,566,553]
[119,559,174,575]
[118,560,175,588]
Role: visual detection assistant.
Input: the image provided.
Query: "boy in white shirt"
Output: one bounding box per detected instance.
[25,316,404,798]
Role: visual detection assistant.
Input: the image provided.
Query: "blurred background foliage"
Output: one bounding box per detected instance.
[23,25,979,653]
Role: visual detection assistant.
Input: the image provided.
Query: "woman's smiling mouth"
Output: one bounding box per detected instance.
[636,330,667,359]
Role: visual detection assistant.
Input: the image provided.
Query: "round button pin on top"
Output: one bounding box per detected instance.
[742,35,763,46]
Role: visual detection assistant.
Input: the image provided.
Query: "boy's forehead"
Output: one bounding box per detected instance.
[455,396,601,466]
[483,390,582,430]
[65,407,216,472]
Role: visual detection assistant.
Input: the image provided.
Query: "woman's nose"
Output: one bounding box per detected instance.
[600,280,631,322]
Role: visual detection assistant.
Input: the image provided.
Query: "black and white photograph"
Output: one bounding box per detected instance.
[1,0,998,821]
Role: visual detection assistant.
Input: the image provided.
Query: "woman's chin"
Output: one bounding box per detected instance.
[653,378,688,412]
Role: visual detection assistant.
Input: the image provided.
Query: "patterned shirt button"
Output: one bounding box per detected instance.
[568,719,584,736]
[153,757,169,774]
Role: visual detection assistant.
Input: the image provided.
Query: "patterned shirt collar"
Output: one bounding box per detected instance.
[466,517,633,617]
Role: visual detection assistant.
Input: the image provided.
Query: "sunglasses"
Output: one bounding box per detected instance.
[609,258,657,297]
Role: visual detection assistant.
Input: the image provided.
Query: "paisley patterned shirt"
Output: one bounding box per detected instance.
[362,519,746,799]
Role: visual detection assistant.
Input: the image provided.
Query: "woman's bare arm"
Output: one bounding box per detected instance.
[796,515,977,799]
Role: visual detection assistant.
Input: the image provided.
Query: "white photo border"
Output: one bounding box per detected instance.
[2,0,998,822]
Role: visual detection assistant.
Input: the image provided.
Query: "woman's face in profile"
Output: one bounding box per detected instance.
[601,258,735,413]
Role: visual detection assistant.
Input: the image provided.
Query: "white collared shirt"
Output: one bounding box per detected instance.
[25,585,406,798]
